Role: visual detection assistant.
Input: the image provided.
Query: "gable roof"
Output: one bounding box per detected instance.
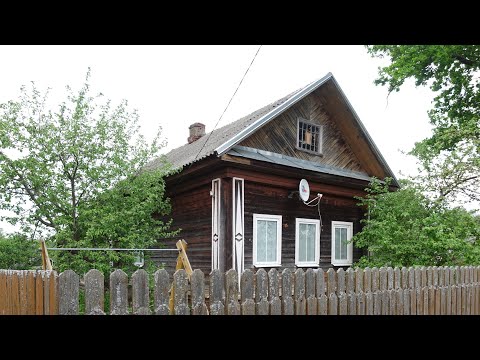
[147,73,399,187]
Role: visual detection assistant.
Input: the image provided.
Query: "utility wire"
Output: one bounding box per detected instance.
[192,45,262,163]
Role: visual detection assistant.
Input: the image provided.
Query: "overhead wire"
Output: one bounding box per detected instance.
[192,45,262,163]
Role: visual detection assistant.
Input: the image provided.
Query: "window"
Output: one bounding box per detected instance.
[253,214,282,267]
[295,218,320,267]
[297,118,323,154]
[331,221,353,266]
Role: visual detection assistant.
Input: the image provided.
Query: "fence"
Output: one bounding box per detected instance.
[1,266,479,315]
[0,270,57,315]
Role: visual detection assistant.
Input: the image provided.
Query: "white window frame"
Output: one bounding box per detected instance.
[331,221,353,266]
[253,214,282,267]
[295,218,320,267]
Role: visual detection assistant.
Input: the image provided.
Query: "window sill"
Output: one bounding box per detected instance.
[253,263,282,268]
[295,262,319,267]
[331,262,353,267]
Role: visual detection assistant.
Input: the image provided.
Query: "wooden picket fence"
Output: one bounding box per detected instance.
[0,270,58,315]
[1,266,480,314]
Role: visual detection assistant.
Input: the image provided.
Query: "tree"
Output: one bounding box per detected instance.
[353,178,480,268]
[367,46,479,205]
[0,69,176,274]
[0,230,42,270]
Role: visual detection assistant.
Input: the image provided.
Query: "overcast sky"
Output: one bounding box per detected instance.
[0,45,437,233]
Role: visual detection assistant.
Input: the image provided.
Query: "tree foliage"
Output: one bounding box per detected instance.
[367,45,479,205]
[0,230,41,270]
[0,69,176,275]
[353,178,480,268]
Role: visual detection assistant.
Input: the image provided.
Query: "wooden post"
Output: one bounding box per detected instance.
[84,269,105,315]
[241,269,255,315]
[256,269,269,315]
[428,286,435,315]
[318,294,328,315]
[154,269,171,315]
[396,289,403,315]
[58,270,79,315]
[268,269,281,315]
[281,268,294,315]
[190,269,207,315]
[388,289,396,315]
[225,269,240,315]
[337,268,346,294]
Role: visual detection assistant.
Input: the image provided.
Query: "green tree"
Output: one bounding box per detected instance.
[0,230,42,270]
[353,178,480,268]
[367,45,479,205]
[0,69,176,275]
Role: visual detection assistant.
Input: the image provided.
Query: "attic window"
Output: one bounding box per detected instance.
[297,118,323,155]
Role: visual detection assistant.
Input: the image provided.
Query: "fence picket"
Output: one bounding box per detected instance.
[281,269,294,315]
[268,269,281,315]
[190,269,208,315]
[209,269,225,315]
[59,270,79,315]
[256,269,269,315]
[305,269,317,315]
[294,269,306,315]
[84,269,105,315]
[132,269,151,315]
[226,269,240,315]
[241,269,255,315]
[154,269,171,315]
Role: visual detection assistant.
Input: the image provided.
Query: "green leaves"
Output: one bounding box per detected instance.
[353,178,480,268]
[0,70,174,276]
[367,45,480,206]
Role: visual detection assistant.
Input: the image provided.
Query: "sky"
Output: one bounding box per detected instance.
[0,45,437,233]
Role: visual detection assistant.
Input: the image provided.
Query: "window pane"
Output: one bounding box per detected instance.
[257,220,266,262]
[340,228,347,259]
[256,219,277,263]
[335,228,341,260]
[266,220,277,262]
[299,223,316,262]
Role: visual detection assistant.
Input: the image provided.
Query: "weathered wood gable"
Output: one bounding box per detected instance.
[238,90,367,175]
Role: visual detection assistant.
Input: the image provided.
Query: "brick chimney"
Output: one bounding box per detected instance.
[188,122,206,144]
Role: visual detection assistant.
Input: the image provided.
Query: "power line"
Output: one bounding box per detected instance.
[192,45,262,162]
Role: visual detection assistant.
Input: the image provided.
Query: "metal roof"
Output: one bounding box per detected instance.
[228,145,374,182]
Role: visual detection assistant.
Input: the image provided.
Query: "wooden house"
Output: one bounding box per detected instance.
[145,73,399,275]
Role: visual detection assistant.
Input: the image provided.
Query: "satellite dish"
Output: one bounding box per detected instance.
[299,179,310,202]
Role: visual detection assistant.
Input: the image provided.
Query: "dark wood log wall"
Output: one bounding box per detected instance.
[242,180,364,272]
[239,91,367,175]
[152,181,213,275]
